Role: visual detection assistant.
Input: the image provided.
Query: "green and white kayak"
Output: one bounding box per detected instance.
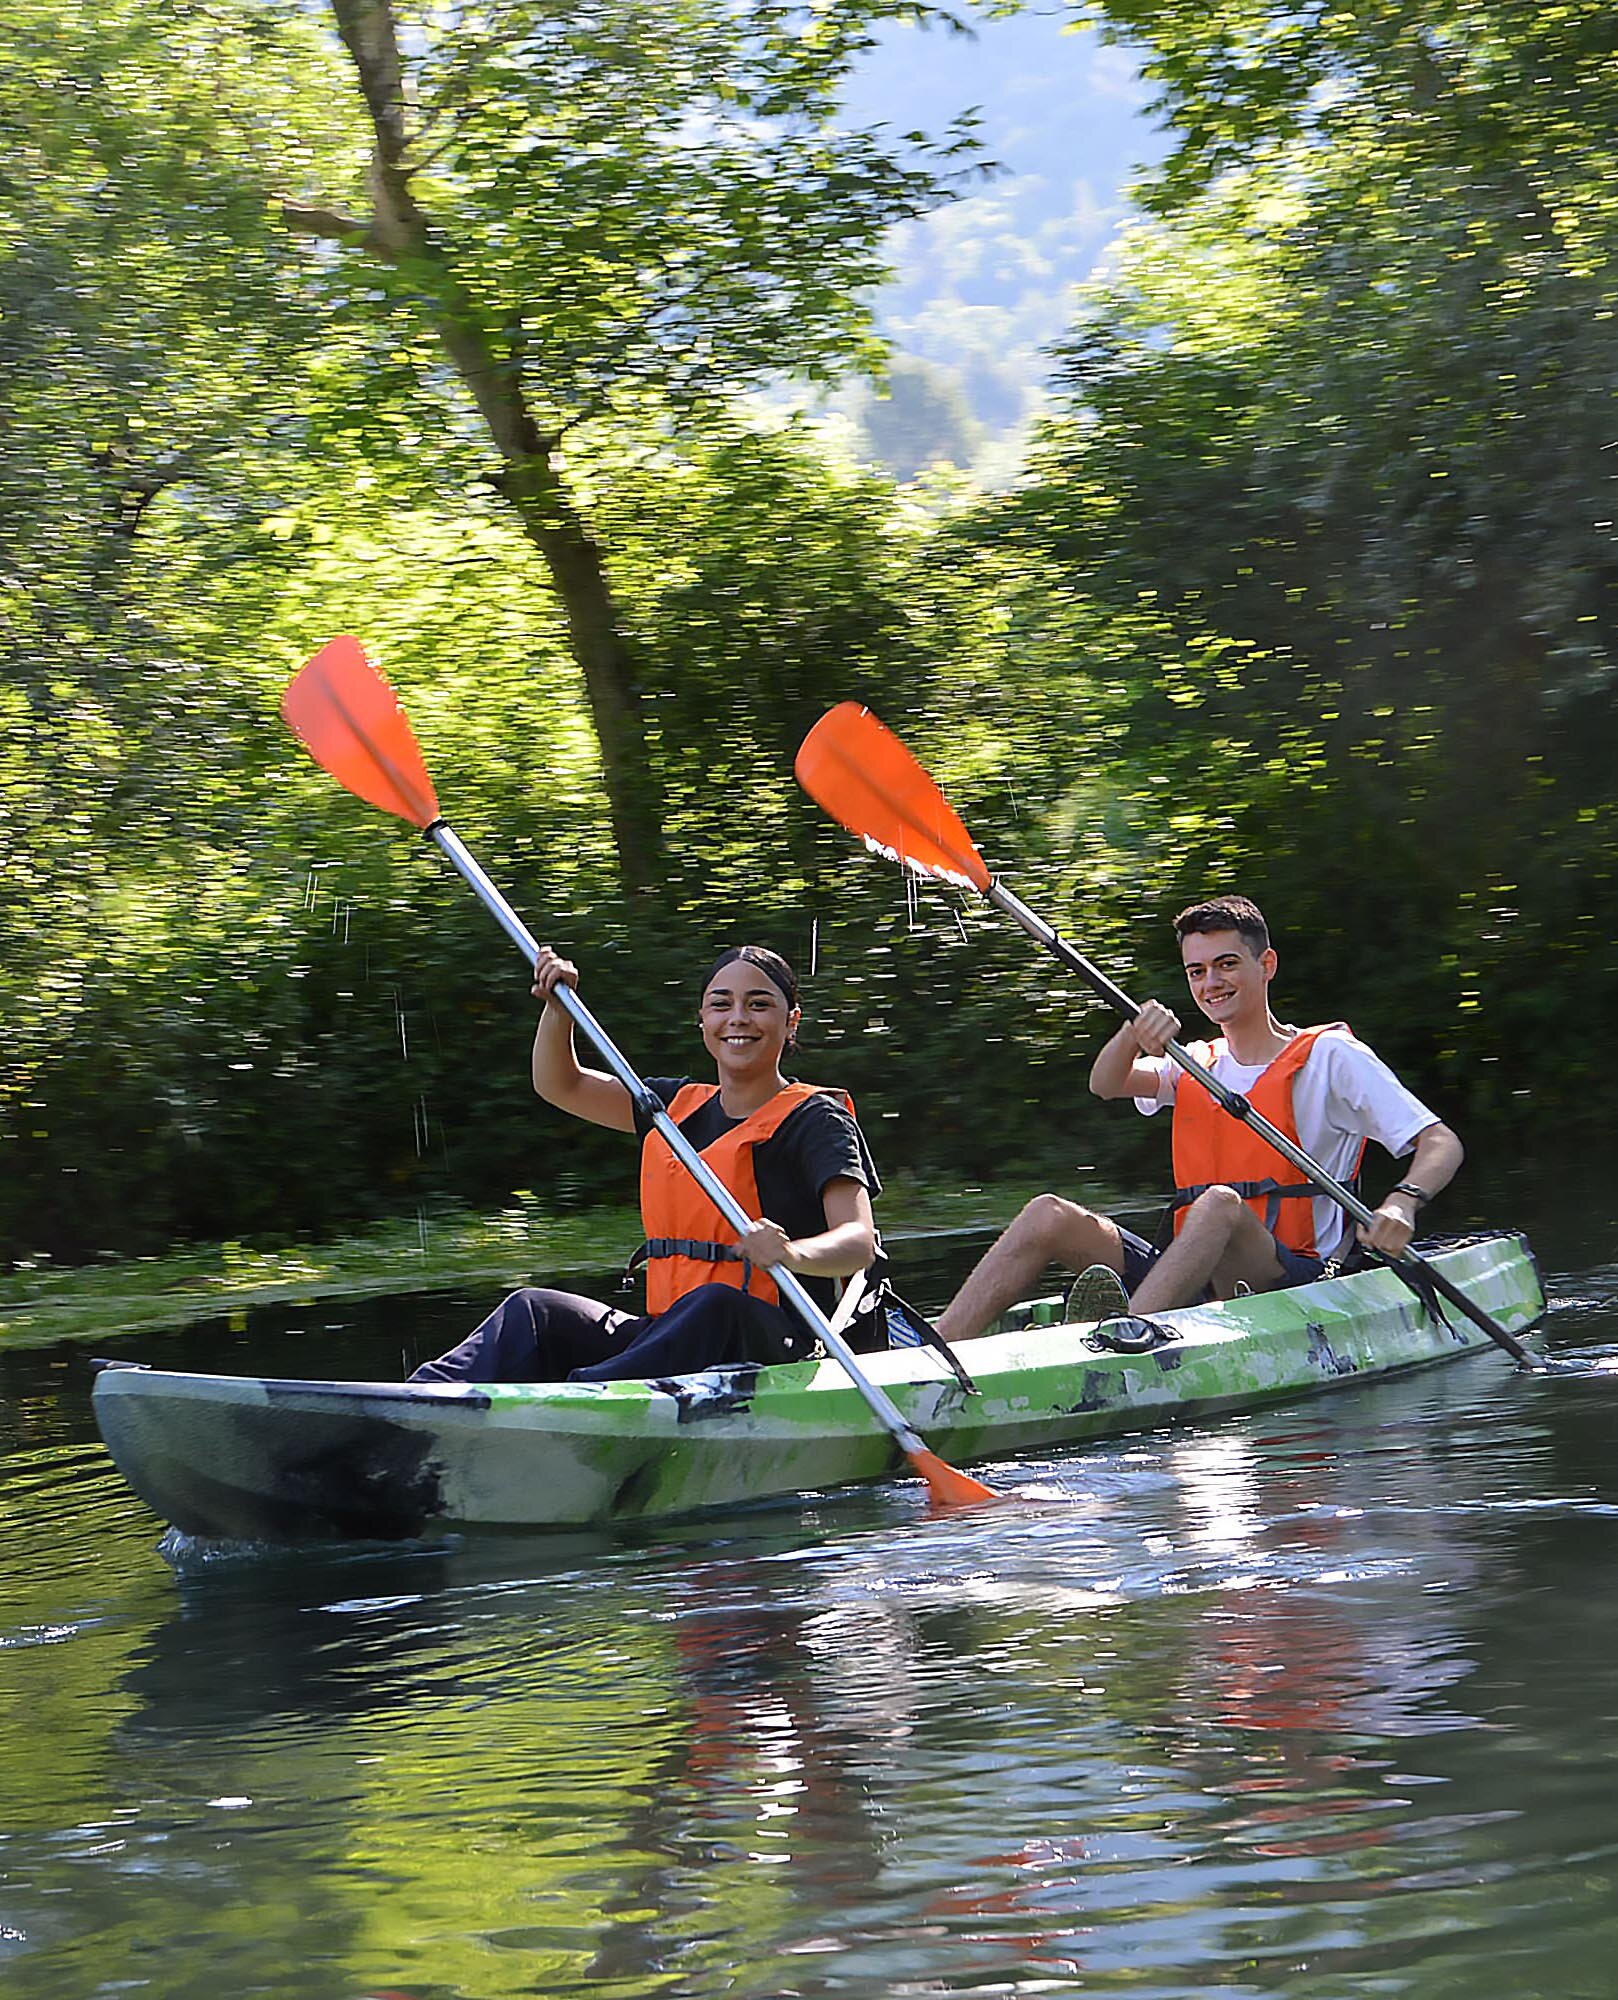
[92,1231,1544,1543]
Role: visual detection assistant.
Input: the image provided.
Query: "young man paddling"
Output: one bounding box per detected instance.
[412,944,879,1383]
[936,896,1463,1341]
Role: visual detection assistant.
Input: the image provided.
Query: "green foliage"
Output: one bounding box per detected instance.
[1000,0,1618,1114]
[5,0,1618,1274]
[381,0,983,415]
[1076,0,1618,235]
[0,402,1109,1261]
[0,0,1013,1260]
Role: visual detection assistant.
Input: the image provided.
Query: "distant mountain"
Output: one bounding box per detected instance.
[830,10,1168,482]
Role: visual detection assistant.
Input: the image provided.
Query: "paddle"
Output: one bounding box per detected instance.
[795,700,1550,1374]
[281,638,997,1507]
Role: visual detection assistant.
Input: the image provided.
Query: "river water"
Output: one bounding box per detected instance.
[4,1189,1618,2000]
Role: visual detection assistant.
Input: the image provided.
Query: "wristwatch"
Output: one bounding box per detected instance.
[1389,1180,1430,1207]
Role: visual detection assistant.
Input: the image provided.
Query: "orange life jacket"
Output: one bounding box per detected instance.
[1169,1024,1363,1255]
[636,1082,854,1314]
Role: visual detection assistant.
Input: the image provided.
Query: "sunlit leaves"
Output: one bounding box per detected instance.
[998,0,1618,1112]
[294,0,983,426]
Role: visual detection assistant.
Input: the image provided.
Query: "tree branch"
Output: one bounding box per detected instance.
[294,0,666,886]
[278,199,386,254]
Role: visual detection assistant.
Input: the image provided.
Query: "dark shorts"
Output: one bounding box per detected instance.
[1117,1225,1338,1297]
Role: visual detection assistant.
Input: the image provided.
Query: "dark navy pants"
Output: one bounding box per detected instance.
[409,1282,813,1385]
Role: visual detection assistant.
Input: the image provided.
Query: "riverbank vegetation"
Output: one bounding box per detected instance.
[0,1171,1114,1347]
[4,0,1613,1272]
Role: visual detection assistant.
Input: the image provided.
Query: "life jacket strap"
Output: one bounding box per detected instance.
[621,1237,754,1295]
[1154,1172,1359,1249]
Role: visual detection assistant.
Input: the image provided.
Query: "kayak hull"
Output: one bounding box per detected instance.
[91,1233,1545,1541]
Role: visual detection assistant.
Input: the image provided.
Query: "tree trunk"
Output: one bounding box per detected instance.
[285,0,666,891]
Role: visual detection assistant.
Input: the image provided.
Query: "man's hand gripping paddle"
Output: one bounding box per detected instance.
[281,639,998,1507]
[795,701,1556,1375]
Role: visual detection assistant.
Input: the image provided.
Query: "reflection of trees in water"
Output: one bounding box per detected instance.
[100,1537,687,1998]
[10,1336,1618,1998]
[0,1403,168,1842]
[41,1532,937,1998]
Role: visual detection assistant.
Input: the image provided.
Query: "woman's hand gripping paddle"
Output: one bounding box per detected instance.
[282,640,998,1508]
[795,702,1554,1375]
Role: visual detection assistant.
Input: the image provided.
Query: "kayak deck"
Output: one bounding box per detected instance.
[92,1232,1544,1541]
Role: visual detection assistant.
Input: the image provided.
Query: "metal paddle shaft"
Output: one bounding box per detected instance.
[790,701,1547,1374]
[986,880,1544,1372]
[282,648,993,1497]
[427,823,956,1459]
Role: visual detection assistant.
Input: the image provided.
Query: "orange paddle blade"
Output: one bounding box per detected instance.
[281,636,441,829]
[909,1446,1001,1511]
[795,702,991,893]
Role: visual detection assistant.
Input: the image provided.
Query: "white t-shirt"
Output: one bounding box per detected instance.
[1134,1027,1440,1259]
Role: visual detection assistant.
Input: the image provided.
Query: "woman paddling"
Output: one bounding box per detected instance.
[412,944,880,1383]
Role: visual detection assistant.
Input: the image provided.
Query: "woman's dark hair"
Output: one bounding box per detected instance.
[703,944,799,1009]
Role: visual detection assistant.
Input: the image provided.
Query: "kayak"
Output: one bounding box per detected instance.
[92,1231,1544,1542]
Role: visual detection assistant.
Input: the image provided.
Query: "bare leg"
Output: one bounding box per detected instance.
[937,1195,1130,1342]
[1130,1186,1287,1316]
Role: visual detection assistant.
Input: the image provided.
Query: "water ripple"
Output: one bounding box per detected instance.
[4,1273,1618,1998]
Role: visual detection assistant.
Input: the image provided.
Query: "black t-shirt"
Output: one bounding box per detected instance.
[635,1078,881,1312]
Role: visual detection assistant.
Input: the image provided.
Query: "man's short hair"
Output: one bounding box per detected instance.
[1173,896,1270,956]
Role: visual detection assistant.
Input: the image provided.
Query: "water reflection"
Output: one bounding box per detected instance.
[5,1253,1618,1996]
